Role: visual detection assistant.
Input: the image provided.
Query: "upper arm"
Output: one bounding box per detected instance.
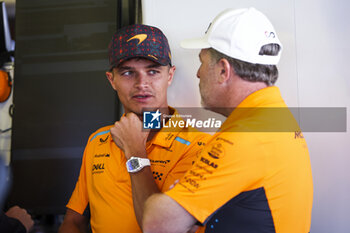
[143,193,197,233]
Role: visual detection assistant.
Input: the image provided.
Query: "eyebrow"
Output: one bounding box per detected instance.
[117,63,162,71]
[146,64,162,69]
[116,66,133,73]
[118,65,132,70]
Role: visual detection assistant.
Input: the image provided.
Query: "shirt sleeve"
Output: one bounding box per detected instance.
[161,133,210,192]
[166,133,264,224]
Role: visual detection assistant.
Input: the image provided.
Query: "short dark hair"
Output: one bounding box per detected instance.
[208,44,281,86]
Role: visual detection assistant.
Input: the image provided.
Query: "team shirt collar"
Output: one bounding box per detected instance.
[146,107,185,149]
[220,86,284,132]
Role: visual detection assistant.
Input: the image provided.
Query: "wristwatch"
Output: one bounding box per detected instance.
[126,157,151,173]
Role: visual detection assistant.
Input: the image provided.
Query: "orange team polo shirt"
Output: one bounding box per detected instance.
[167,86,313,233]
[67,108,210,233]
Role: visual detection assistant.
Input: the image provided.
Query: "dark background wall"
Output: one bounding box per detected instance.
[8,0,121,215]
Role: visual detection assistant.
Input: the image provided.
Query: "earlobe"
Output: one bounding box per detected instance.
[168,66,176,86]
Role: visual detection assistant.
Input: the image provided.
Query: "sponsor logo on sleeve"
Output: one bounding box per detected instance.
[207,143,224,159]
[200,157,218,169]
[99,135,109,145]
[197,141,206,146]
[215,137,234,145]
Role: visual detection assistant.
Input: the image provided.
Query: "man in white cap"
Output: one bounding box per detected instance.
[142,8,313,233]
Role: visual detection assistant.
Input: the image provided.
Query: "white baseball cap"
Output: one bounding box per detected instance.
[181,8,282,65]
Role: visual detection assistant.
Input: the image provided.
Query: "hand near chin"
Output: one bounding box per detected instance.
[110,112,150,158]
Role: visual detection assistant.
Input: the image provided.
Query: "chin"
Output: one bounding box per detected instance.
[131,105,159,115]
[200,99,209,109]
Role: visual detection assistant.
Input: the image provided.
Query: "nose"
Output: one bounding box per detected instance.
[134,72,149,88]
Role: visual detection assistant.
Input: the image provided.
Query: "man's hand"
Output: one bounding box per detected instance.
[6,206,34,233]
[110,113,150,159]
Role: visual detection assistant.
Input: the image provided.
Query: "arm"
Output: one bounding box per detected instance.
[110,113,158,226]
[58,208,88,233]
[129,165,160,227]
[143,193,197,233]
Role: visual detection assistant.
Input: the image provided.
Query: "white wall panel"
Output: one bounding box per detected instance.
[294,0,350,232]
[142,0,298,107]
[142,0,350,232]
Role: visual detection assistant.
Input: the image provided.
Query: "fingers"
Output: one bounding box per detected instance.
[110,125,123,150]
[112,113,144,136]
[110,113,143,150]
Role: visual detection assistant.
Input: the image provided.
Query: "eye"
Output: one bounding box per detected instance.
[121,71,133,76]
[148,69,160,75]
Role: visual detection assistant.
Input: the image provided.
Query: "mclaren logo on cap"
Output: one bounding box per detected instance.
[127,34,148,45]
[148,54,158,60]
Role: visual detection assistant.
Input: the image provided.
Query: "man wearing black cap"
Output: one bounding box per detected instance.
[58,24,208,233]
[142,8,313,233]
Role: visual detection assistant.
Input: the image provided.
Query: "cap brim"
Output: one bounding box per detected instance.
[180,37,211,49]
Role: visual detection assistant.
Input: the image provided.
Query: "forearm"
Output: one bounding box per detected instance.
[130,166,160,227]
[58,209,88,233]
[143,193,197,233]
[109,113,158,226]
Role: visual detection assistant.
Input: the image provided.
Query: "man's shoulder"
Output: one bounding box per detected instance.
[87,125,113,143]
[93,125,113,134]
[176,128,211,147]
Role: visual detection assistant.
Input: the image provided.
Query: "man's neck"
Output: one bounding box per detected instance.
[221,80,268,117]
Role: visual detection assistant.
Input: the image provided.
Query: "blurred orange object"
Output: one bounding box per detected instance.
[0,70,11,102]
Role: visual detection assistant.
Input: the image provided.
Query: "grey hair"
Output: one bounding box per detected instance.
[208,44,281,86]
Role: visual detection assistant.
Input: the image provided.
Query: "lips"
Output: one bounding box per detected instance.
[133,94,152,98]
[132,93,154,102]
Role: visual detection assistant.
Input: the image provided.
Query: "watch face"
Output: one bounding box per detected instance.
[127,158,140,171]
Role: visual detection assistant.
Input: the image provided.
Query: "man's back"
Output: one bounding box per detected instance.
[167,87,313,233]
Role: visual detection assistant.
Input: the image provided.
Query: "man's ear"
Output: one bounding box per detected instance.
[167,65,176,86]
[106,71,117,90]
[217,58,231,84]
